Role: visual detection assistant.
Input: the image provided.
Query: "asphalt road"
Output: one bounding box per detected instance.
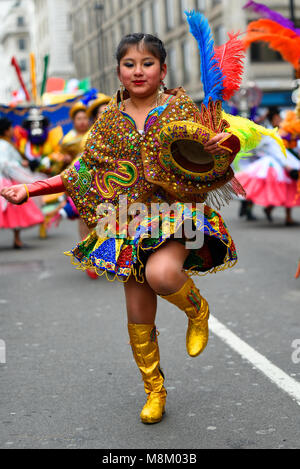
[0,201,300,449]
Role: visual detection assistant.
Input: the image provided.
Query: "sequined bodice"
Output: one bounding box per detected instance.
[61,88,203,228]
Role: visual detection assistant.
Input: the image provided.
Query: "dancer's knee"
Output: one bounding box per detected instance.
[146,261,180,295]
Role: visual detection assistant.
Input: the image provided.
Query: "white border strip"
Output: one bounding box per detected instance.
[210,315,300,405]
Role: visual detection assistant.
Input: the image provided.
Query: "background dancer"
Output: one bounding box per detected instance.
[236,107,300,225]
[87,93,111,124]
[60,102,91,167]
[0,117,44,248]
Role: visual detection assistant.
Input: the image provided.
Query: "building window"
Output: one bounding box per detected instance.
[19,59,27,72]
[129,15,134,34]
[179,0,188,23]
[18,38,26,50]
[140,7,147,33]
[168,47,177,88]
[67,12,72,30]
[182,40,191,84]
[151,0,160,35]
[214,25,226,47]
[111,29,116,53]
[195,0,206,10]
[17,16,25,27]
[120,19,126,37]
[165,0,175,31]
[69,44,74,63]
[250,43,283,63]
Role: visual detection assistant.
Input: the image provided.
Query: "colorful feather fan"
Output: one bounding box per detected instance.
[185,10,224,105]
[243,19,300,70]
[223,111,287,155]
[213,32,245,101]
[279,111,300,149]
[185,10,287,161]
[244,1,300,36]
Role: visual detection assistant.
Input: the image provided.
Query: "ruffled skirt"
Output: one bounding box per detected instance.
[236,155,300,208]
[0,178,44,230]
[65,199,237,283]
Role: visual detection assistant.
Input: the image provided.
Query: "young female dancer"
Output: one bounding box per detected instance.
[1,29,272,424]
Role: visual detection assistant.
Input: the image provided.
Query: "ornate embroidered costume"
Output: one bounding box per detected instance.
[61,88,240,282]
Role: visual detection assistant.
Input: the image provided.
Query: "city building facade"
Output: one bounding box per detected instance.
[72,0,299,106]
[0,0,33,103]
[32,0,76,87]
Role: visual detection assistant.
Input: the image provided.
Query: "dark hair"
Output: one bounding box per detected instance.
[0,117,12,136]
[73,109,87,120]
[91,107,100,120]
[116,33,167,67]
[267,106,280,122]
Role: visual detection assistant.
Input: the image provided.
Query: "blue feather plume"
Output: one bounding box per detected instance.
[81,88,98,106]
[185,10,224,105]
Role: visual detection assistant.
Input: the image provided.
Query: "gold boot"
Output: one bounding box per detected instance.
[128,324,167,424]
[160,278,210,357]
[39,219,48,239]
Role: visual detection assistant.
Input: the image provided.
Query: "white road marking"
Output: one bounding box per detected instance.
[210,315,300,406]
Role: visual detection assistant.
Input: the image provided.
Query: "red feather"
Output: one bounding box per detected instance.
[214,32,246,101]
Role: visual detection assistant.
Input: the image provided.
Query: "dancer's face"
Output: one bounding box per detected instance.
[118,45,167,99]
[272,114,282,128]
[73,111,90,134]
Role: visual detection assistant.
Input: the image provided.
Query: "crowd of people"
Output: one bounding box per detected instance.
[0,92,111,260]
[234,101,300,278]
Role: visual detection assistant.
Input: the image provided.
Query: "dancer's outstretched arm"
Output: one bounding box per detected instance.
[0,175,65,205]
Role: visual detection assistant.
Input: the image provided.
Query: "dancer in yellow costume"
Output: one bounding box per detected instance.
[60,101,91,166]
[1,13,285,425]
[87,93,111,124]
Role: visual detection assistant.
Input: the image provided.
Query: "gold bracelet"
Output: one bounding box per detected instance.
[23,184,30,202]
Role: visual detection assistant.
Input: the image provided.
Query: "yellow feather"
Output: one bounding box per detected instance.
[222,112,287,156]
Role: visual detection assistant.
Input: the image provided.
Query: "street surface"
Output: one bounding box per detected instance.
[0,201,300,449]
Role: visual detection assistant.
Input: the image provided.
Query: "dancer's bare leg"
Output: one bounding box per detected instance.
[145,240,190,295]
[285,208,297,225]
[78,218,90,240]
[124,276,157,324]
[13,229,23,248]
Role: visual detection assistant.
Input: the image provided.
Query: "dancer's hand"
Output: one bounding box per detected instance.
[0,184,28,205]
[204,133,231,156]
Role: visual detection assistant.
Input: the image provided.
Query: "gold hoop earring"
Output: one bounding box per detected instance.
[157,82,165,107]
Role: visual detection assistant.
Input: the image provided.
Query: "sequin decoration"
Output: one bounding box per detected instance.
[61,88,215,228]
[95,161,138,199]
[61,88,239,284]
[72,159,93,196]
[65,191,238,283]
